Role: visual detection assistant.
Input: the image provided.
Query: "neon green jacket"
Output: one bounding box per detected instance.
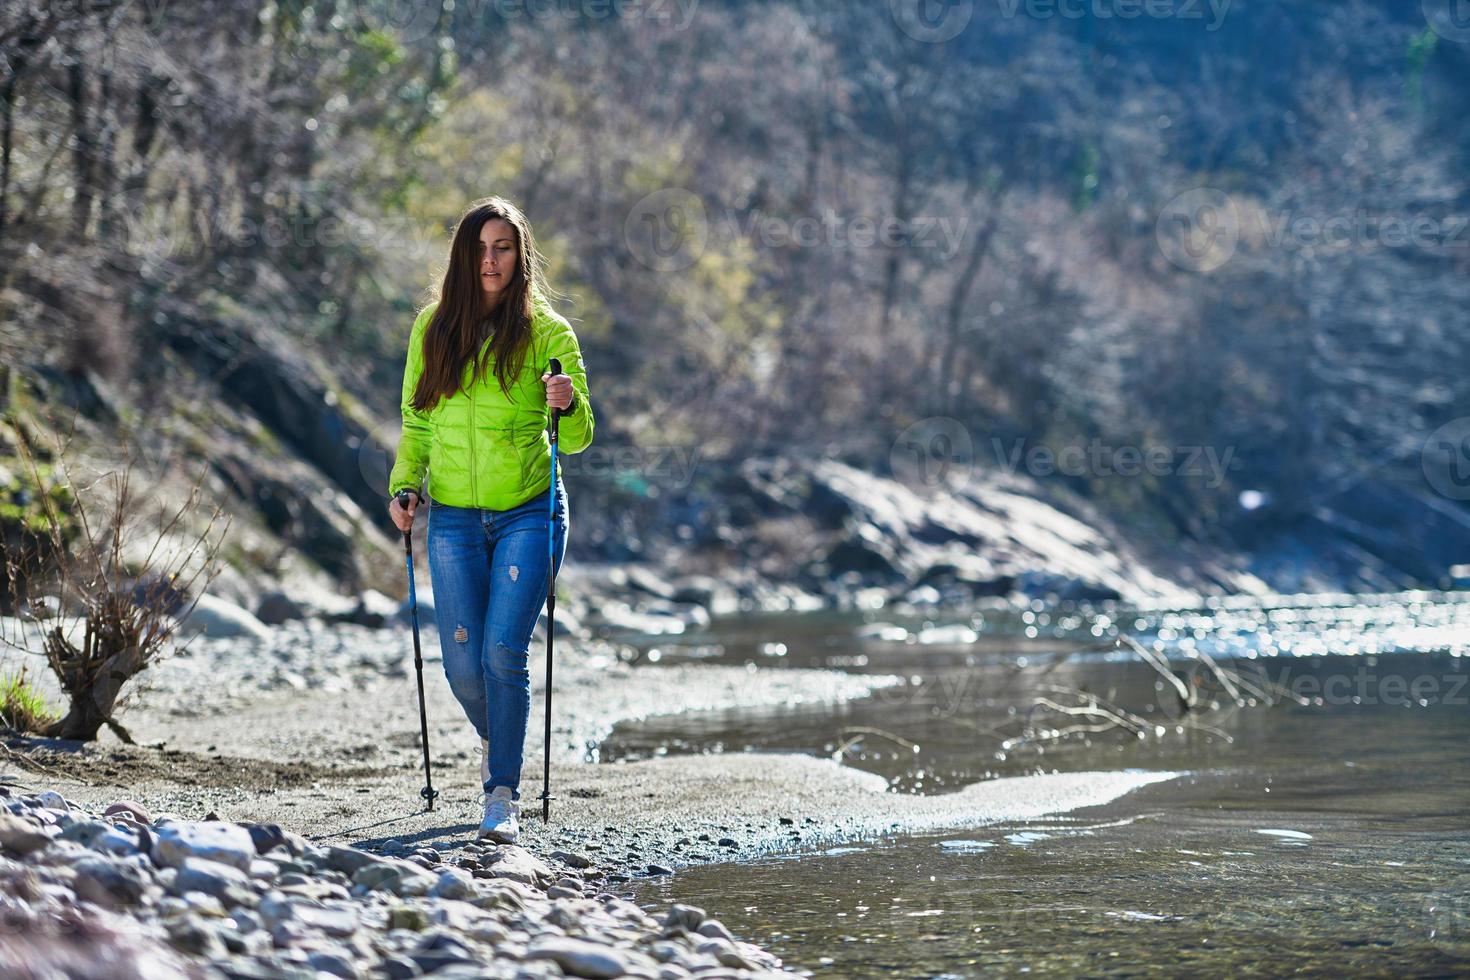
[387,295,594,510]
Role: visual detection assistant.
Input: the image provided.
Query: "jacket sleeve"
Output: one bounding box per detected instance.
[388,305,436,498]
[543,312,595,455]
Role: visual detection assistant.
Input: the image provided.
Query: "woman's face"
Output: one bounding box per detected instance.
[478,218,519,302]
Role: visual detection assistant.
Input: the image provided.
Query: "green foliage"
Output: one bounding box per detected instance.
[1406,29,1437,112]
[0,667,57,735]
[1071,143,1100,213]
[0,460,77,538]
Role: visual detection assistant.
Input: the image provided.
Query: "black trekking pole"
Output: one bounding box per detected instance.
[540,357,563,824]
[397,489,439,812]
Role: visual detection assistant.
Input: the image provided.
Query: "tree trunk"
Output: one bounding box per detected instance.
[68,59,96,238]
[939,188,1005,415]
[43,643,145,742]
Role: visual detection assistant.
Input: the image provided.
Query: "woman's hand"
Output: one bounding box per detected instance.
[389,491,419,534]
[540,371,574,412]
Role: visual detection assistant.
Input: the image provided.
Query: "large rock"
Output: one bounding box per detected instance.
[174,593,272,641]
[525,936,638,979]
[351,858,437,896]
[72,855,157,908]
[326,589,399,628]
[482,845,554,888]
[661,903,706,935]
[255,591,306,625]
[151,821,256,871]
[172,856,256,905]
[669,575,739,616]
[0,814,53,855]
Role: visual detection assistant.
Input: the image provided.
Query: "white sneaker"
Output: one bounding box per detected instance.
[478,785,519,844]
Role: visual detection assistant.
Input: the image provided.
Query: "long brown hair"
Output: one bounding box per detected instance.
[410,197,549,411]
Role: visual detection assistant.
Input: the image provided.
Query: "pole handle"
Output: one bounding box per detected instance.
[395,489,420,553]
[547,357,563,432]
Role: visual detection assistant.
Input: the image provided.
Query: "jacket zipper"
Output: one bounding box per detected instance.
[469,366,478,507]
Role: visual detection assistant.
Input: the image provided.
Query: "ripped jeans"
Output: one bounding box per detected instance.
[426,481,568,802]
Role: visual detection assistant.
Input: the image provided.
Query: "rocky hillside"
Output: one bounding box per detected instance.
[3,1,1469,618]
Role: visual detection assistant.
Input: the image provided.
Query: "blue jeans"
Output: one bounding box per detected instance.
[427,481,568,802]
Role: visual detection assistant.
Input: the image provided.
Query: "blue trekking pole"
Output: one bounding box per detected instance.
[540,357,562,823]
[396,489,439,812]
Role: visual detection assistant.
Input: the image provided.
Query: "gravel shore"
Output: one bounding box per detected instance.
[1,618,1175,977]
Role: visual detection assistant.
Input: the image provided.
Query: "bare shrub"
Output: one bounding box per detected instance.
[0,416,229,742]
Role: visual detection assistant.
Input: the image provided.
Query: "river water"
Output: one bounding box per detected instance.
[607,593,1470,977]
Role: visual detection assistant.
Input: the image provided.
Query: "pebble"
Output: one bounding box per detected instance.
[483,845,555,888]
[246,822,299,856]
[104,800,154,824]
[526,935,637,978]
[72,855,156,908]
[167,914,227,957]
[698,919,736,942]
[172,856,254,902]
[353,859,437,896]
[36,791,69,810]
[551,849,593,869]
[697,936,756,970]
[58,819,114,848]
[0,814,54,855]
[387,905,430,931]
[664,904,707,934]
[293,903,360,938]
[306,949,361,978]
[430,868,479,900]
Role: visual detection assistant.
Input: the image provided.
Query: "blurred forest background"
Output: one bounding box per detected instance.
[2,0,1469,609]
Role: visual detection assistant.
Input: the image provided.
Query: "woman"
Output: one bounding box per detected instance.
[387,197,594,844]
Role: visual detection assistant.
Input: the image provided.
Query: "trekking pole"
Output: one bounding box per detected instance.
[540,357,562,823]
[397,489,439,812]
